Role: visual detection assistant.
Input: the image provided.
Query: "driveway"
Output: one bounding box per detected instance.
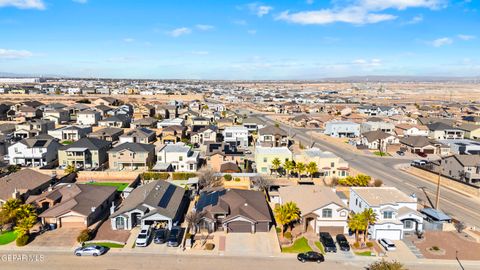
[29,228,82,248]
[223,228,281,256]
[381,240,417,261]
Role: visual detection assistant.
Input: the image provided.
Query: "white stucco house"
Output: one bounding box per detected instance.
[77,110,101,126]
[324,121,360,138]
[349,187,423,240]
[222,126,249,148]
[153,142,200,172]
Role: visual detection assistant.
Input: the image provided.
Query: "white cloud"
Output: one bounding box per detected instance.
[246,3,273,17]
[352,58,382,67]
[0,48,33,59]
[458,34,476,41]
[0,0,45,9]
[276,0,444,25]
[431,37,453,47]
[168,27,192,37]
[123,38,135,43]
[195,24,214,31]
[276,6,397,25]
[405,14,423,24]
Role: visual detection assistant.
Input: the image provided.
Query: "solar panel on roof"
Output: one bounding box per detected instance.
[33,140,47,147]
[158,185,176,208]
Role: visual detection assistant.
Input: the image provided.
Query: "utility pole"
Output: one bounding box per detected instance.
[435,161,443,209]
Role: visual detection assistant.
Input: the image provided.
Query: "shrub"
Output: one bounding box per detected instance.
[284,231,293,240]
[431,246,440,251]
[373,179,383,187]
[141,172,170,180]
[368,259,406,270]
[76,98,91,104]
[16,234,29,246]
[366,242,374,248]
[204,243,215,250]
[77,229,92,243]
[172,172,197,180]
[353,242,360,249]
[223,174,232,181]
[275,227,281,233]
[454,221,466,233]
[234,177,241,182]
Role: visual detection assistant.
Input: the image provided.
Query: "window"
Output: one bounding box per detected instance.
[179,156,183,162]
[355,198,358,205]
[322,208,332,218]
[263,158,267,163]
[330,162,335,167]
[404,220,413,229]
[383,211,393,219]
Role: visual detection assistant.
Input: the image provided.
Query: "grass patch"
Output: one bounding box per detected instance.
[85,182,129,192]
[355,251,372,256]
[314,241,325,254]
[373,151,390,157]
[84,242,124,248]
[281,237,313,253]
[62,140,74,145]
[0,231,17,245]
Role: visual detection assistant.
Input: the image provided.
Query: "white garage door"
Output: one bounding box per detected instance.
[375,229,402,240]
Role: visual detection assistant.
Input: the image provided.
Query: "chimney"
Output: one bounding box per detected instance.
[110,202,115,215]
[91,207,96,213]
[12,188,20,199]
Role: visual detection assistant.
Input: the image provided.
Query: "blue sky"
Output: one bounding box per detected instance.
[0,0,478,79]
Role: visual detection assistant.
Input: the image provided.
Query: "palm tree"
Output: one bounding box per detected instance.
[14,215,37,237]
[361,209,377,242]
[274,202,301,236]
[348,213,365,244]
[15,204,37,221]
[274,205,289,237]
[271,158,281,175]
[1,199,22,222]
[306,161,318,180]
[283,160,295,180]
[283,201,301,231]
[295,162,306,181]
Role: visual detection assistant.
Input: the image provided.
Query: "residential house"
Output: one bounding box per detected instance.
[191,126,217,146]
[154,142,199,172]
[257,125,289,147]
[14,119,55,139]
[438,139,480,155]
[108,142,155,171]
[360,130,399,151]
[357,106,399,116]
[255,146,292,174]
[94,105,113,117]
[48,125,92,142]
[133,104,155,119]
[98,114,131,128]
[458,123,480,140]
[87,127,124,142]
[131,117,158,129]
[157,118,185,129]
[277,186,349,234]
[400,136,450,155]
[360,121,395,134]
[242,117,265,133]
[324,121,360,138]
[160,125,185,144]
[427,122,464,140]
[43,109,70,124]
[0,169,54,206]
[120,128,156,144]
[29,183,116,228]
[349,187,423,240]
[222,126,249,148]
[76,110,101,126]
[394,124,429,137]
[206,143,245,172]
[439,155,480,185]
[58,137,111,170]
[7,135,61,167]
[295,147,349,178]
[16,106,42,120]
[110,180,188,230]
[93,97,121,107]
[195,188,272,233]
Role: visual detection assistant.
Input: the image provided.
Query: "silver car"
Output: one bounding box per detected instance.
[74,245,107,257]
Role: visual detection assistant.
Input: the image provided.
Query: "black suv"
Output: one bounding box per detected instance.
[166,227,182,247]
[319,232,337,253]
[335,234,350,251]
[153,229,167,244]
[297,251,325,263]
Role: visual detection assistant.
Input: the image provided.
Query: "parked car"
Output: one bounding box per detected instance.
[297,251,325,263]
[396,151,405,156]
[335,234,350,252]
[136,225,152,247]
[153,229,168,244]
[166,226,182,247]
[418,152,428,158]
[74,245,107,257]
[411,160,426,166]
[378,238,396,251]
[319,232,337,253]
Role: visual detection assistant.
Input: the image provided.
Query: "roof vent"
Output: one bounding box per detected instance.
[244,203,248,207]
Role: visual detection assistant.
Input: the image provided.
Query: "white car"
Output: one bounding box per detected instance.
[378,238,396,251]
[135,225,152,247]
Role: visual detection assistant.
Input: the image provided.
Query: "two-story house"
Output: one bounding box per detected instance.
[108,142,155,171]
[7,134,61,167]
[98,114,131,128]
[439,155,480,185]
[47,125,92,142]
[43,109,70,124]
[77,110,101,126]
[58,137,111,170]
[119,128,156,144]
[154,142,199,172]
[257,125,289,147]
[191,126,217,146]
[295,147,349,178]
[222,126,249,148]
[324,121,360,138]
[349,187,423,240]
[427,122,465,140]
[255,146,292,174]
[14,119,55,139]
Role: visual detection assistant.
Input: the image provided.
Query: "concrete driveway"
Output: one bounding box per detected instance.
[380,240,417,261]
[29,228,82,248]
[223,229,281,256]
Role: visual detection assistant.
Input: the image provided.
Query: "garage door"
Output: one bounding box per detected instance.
[60,216,86,228]
[375,229,402,240]
[424,149,435,154]
[319,226,344,236]
[227,221,252,233]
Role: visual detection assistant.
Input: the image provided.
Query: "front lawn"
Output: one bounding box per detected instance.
[281,237,313,253]
[85,242,124,248]
[0,231,17,245]
[314,241,325,254]
[85,182,129,192]
[373,151,390,157]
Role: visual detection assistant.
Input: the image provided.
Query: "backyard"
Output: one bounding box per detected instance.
[85,182,130,192]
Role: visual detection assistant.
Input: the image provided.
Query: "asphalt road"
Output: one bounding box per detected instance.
[256,115,480,228]
[0,250,476,270]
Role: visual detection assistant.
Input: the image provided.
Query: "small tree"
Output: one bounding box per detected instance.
[198,169,223,190]
[283,160,295,180]
[367,259,407,270]
[454,221,466,233]
[77,229,92,244]
[361,208,377,242]
[295,162,306,181]
[223,174,232,181]
[271,158,281,175]
[6,165,20,174]
[64,164,77,175]
[306,161,318,180]
[252,176,272,192]
[1,199,22,222]
[348,213,365,244]
[14,215,37,237]
[185,211,205,235]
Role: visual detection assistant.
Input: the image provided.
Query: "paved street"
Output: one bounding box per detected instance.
[256,115,480,228]
[0,250,478,270]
